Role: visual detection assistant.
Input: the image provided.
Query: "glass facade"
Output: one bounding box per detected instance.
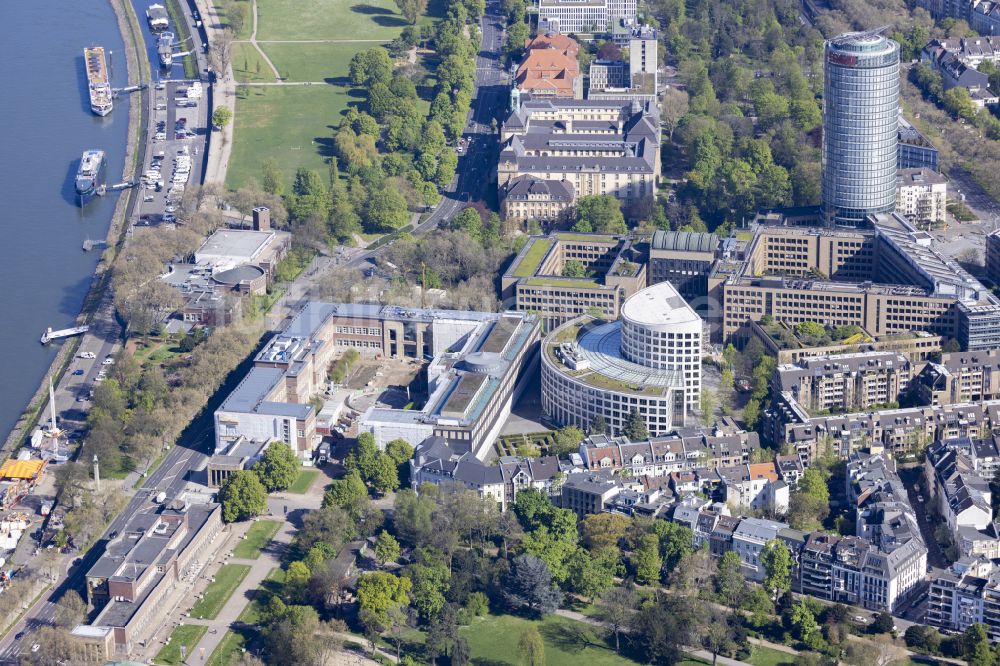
[822,34,900,226]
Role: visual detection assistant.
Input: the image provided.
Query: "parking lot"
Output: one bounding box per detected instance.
[135,79,208,227]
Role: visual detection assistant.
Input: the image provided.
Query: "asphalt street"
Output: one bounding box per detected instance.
[347,1,508,267]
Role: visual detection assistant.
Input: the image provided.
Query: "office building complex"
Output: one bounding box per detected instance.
[896,168,948,226]
[215,303,540,460]
[537,0,637,34]
[354,310,540,457]
[501,232,646,331]
[541,282,702,436]
[77,497,224,657]
[588,23,658,102]
[498,98,660,217]
[987,230,1000,287]
[647,230,719,303]
[717,215,1000,349]
[822,33,900,226]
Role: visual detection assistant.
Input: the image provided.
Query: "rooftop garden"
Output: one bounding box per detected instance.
[757,317,871,350]
[524,277,601,289]
[511,238,555,277]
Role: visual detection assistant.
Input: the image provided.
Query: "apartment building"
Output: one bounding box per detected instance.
[746,319,944,365]
[914,349,1000,405]
[800,453,927,612]
[500,232,646,330]
[896,168,947,227]
[768,397,999,465]
[498,98,660,215]
[925,440,1000,559]
[537,0,637,34]
[714,462,790,514]
[927,557,1000,641]
[922,38,1000,106]
[410,436,560,511]
[799,532,926,611]
[775,352,912,414]
[561,472,624,516]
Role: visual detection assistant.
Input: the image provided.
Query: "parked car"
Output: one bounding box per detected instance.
[72,369,84,376]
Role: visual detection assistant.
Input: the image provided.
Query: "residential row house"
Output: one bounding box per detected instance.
[410,436,561,512]
[924,439,1000,559]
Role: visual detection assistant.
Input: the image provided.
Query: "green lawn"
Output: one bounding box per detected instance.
[227,85,357,190]
[154,624,208,665]
[287,469,320,494]
[232,520,281,559]
[220,0,253,39]
[261,42,371,82]
[205,628,253,666]
[237,567,286,625]
[748,644,796,666]
[232,42,277,83]
[459,614,643,666]
[256,0,409,41]
[190,564,253,620]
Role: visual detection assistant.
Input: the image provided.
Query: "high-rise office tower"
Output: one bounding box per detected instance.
[822,32,900,226]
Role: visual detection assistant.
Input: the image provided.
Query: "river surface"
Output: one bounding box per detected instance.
[0,1,129,438]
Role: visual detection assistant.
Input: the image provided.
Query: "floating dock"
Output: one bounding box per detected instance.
[40,326,89,345]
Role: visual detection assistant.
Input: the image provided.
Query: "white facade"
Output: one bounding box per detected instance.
[542,282,703,436]
[620,282,703,413]
[537,0,636,33]
[896,168,947,226]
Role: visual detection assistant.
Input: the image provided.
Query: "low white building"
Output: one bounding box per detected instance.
[896,168,947,227]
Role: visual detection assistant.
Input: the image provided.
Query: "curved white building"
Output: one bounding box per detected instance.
[541,282,702,436]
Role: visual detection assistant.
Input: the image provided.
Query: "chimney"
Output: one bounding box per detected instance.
[252,206,271,231]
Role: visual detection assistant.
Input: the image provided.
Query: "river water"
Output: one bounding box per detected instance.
[0,2,129,438]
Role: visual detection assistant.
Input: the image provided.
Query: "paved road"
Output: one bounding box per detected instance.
[344,1,508,270]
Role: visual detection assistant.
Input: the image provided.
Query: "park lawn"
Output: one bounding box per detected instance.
[459,614,643,666]
[227,85,357,190]
[232,42,277,83]
[287,468,320,493]
[232,520,281,559]
[256,0,408,41]
[220,0,253,39]
[190,564,252,620]
[261,42,372,82]
[747,644,796,666]
[154,624,208,665]
[237,567,286,624]
[205,628,253,666]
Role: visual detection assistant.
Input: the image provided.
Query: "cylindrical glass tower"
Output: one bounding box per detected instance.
[822,32,900,226]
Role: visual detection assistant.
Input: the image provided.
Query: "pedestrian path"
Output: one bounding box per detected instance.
[192,0,235,187]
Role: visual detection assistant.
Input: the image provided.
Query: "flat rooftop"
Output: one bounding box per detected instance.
[621,281,701,328]
[196,229,275,261]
